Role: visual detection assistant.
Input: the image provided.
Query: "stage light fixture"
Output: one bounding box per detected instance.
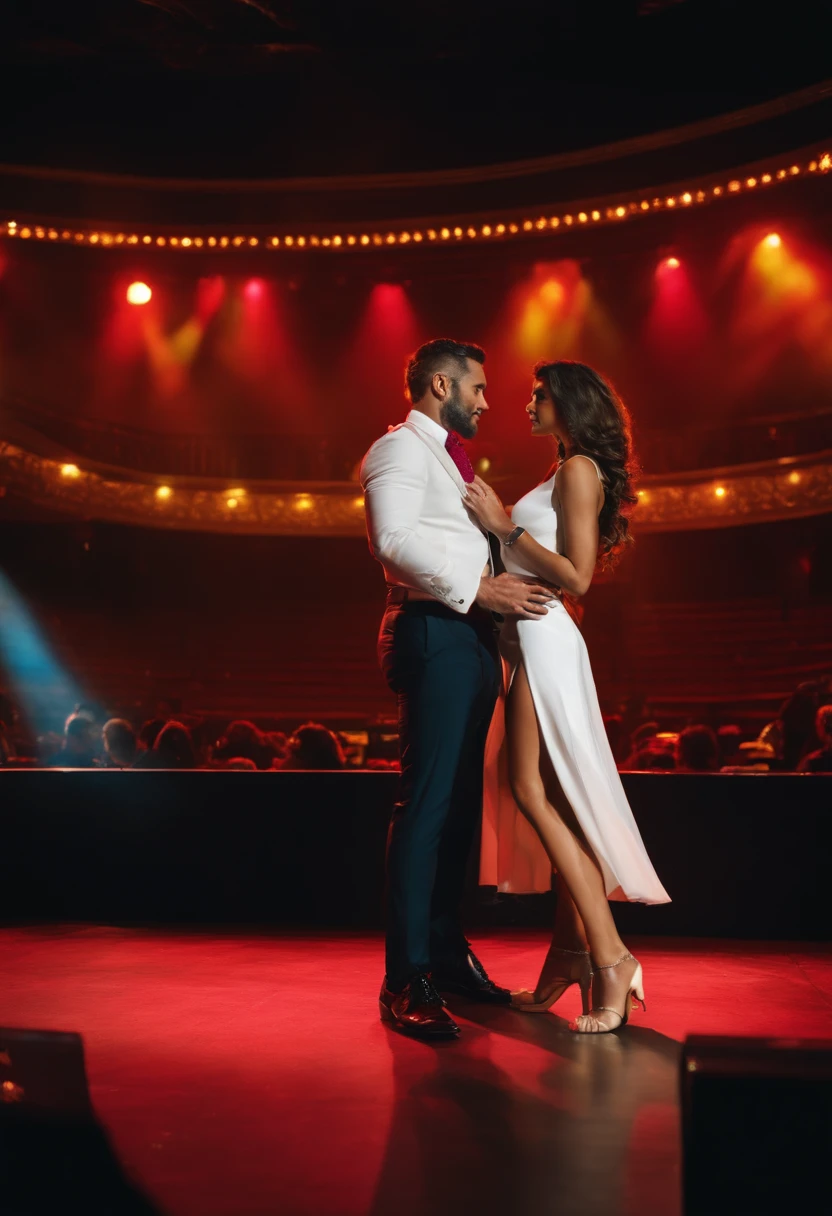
[61,464,80,478]
[155,486,172,500]
[714,486,726,498]
[764,233,782,248]
[244,278,264,300]
[127,281,151,305]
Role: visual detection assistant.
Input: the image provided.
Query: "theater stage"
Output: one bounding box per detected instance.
[2,927,831,1216]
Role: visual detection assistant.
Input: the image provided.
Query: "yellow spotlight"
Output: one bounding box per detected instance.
[787,470,801,485]
[126,281,152,305]
[294,494,313,511]
[353,496,365,508]
[156,485,172,500]
[664,256,680,270]
[61,464,80,478]
[476,458,491,475]
[764,233,782,248]
[227,488,245,499]
[637,489,648,502]
[226,497,238,509]
[714,486,726,498]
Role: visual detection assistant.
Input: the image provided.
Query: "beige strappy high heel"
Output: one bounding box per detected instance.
[511,947,593,1015]
[570,951,646,1033]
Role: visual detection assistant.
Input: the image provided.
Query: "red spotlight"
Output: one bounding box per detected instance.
[244,278,265,300]
[664,256,680,270]
[126,281,152,305]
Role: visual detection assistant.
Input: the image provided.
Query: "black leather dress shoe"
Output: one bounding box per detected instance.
[379,974,460,1040]
[432,942,512,1004]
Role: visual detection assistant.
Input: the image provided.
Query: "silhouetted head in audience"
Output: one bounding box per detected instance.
[224,756,258,770]
[283,723,346,770]
[631,722,659,751]
[214,720,273,770]
[57,713,99,766]
[102,718,138,768]
[630,747,676,771]
[139,718,166,751]
[816,705,832,748]
[265,731,289,763]
[152,721,196,769]
[676,725,720,772]
[778,684,823,769]
[717,724,743,767]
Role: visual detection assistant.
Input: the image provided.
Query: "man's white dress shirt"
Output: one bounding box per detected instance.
[360,409,490,613]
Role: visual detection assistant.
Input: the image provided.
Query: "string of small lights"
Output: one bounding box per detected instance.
[1,151,829,254]
[2,441,830,535]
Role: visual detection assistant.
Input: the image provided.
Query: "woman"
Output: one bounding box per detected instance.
[466,360,669,1034]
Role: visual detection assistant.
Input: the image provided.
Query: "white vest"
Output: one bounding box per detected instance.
[360,409,490,613]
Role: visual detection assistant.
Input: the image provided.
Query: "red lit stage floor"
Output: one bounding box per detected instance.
[2,928,832,1216]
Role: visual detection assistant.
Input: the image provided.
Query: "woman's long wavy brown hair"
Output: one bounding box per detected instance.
[534,359,639,569]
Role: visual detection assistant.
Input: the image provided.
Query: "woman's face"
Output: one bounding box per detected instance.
[526,378,566,441]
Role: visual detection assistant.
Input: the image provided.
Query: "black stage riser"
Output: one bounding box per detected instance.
[0,772,828,939]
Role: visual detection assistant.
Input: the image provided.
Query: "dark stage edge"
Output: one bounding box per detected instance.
[1,927,831,1216]
[1,771,830,938]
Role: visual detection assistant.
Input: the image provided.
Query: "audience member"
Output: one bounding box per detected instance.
[760,681,828,770]
[138,718,166,753]
[798,706,832,773]
[720,741,775,773]
[213,720,275,770]
[717,724,743,768]
[133,721,197,769]
[102,718,139,768]
[44,713,99,767]
[223,756,258,770]
[282,722,346,770]
[620,721,661,770]
[626,746,676,771]
[676,725,720,772]
[265,731,290,766]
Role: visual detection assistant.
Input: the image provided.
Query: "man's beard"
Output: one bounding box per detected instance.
[440,382,476,439]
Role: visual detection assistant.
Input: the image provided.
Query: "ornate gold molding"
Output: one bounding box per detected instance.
[1,441,830,535]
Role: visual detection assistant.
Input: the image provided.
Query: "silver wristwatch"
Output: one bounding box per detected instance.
[504,525,526,547]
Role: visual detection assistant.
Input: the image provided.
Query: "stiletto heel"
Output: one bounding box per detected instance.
[511,947,593,1014]
[570,952,646,1034]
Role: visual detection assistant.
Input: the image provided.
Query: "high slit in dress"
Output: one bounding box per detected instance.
[479,456,670,904]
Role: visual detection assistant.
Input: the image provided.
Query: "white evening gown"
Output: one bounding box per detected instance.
[480,457,670,904]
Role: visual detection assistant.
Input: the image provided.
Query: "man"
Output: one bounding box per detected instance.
[361,338,553,1040]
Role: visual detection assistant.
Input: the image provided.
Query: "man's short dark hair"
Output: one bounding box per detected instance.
[405,338,485,404]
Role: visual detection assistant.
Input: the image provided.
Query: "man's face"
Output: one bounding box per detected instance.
[439,358,489,439]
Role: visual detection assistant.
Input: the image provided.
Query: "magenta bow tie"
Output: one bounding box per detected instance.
[445,430,475,483]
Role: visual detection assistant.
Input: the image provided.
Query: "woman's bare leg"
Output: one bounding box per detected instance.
[528,876,589,1001]
[505,663,627,968]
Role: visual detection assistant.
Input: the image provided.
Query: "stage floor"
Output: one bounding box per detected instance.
[2,928,831,1216]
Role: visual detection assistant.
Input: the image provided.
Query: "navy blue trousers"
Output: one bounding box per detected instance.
[378,600,501,991]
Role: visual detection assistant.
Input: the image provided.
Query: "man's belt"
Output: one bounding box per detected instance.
[386,586,439,604]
